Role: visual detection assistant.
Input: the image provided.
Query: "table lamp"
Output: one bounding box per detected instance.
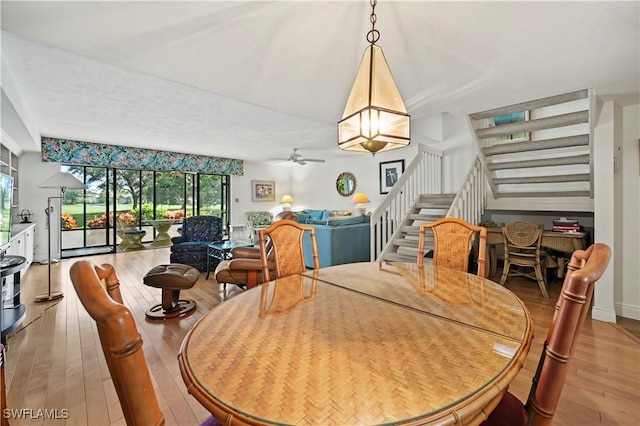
[280,194,295,211]
[37,171,87,302]
[351,192,370,216]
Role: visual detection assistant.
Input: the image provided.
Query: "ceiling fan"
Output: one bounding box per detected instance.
[269,148,325,165]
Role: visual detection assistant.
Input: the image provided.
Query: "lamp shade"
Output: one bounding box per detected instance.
[38,172,87,191]
[280,195,295,204]
[350,192,370,204]
[338,45,410,154]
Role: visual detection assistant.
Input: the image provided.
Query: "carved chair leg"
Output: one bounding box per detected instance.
[247,271,258,289]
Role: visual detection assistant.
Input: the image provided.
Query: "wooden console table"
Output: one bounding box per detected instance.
[486,227,588,276]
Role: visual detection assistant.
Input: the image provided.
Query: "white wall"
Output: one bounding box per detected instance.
[230,146,422,225]
[18,152,61,263]
[11,101,640,321]
[591,101,618,322]
[619,104,640,319]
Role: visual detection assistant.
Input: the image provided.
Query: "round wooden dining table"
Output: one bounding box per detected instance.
[178,262,533,425]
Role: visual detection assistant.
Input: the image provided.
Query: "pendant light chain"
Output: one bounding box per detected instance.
[367,0,380,45]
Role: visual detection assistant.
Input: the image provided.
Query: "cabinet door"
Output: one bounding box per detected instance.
[24,229,34,268]
[6,234,24,257]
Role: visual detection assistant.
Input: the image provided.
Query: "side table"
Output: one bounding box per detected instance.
[229,224,248,241]
[148,219,177,247]
[206,240,254,279]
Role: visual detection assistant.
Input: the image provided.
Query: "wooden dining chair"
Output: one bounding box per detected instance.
[259,274,318,318]
[500,221,550,298]
[258,219,320,282]
[1,343,7,426]
[70,260,219,426]
[481,243,611,426]
[417,217,487,277]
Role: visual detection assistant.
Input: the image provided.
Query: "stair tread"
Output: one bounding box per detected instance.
[408,214,445,219]
[493,173,591,185]
[382,253,418,263]
[393,239,421,248]
[488,154,590,170]
[415,203,452,209]
[497,190,591,198]
[482,135,589,156]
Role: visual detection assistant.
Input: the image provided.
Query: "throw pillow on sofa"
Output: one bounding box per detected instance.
[327,215,365,226]
[306,209,330,221]
[295,212,310,223]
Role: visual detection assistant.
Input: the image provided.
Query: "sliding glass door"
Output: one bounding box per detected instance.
[60,165,230,256]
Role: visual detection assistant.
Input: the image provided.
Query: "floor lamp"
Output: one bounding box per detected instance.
[36,172,87,302]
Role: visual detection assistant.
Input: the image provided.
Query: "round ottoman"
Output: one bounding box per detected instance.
[143,264,199,320]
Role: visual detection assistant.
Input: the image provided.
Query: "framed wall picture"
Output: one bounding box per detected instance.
[491,111,530,143]
[252,180,275,202]
[379,160,405,194]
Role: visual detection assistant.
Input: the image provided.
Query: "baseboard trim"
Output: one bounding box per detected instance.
[609,322,640,346]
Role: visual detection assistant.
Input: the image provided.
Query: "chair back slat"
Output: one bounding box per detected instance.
[500,221,549,298]
[70,261,164,426]
[418,217,487,277]
[526,243,611,426]
[503,221,543,248]
[259,220,320,282]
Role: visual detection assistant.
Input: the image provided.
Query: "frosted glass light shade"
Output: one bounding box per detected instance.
[339,44,410,154]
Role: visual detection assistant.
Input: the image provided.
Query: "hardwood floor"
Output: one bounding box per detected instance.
[3,249,639,425]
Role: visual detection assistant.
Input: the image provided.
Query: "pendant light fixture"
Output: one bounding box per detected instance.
[338,0,410,155]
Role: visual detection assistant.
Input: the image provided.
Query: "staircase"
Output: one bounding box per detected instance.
[468,89,593,203]
[382,194,456,262]
[371,88,593,262]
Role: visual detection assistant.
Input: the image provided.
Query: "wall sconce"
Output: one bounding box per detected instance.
[350,192,370,216]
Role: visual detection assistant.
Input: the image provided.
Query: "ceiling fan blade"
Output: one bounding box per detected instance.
[302,158,325,163]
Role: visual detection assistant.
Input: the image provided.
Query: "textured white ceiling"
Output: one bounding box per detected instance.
[1,0,638,163]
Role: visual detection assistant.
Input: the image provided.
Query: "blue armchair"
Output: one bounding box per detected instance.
[170,216,223,271]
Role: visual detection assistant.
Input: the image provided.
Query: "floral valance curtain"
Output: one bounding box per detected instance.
[41,137,244,176]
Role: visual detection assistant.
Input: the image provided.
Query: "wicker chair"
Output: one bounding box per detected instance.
[481,243,611,426]
[258,219,320,282]
[500,221,550,298]
[417,218,487,277]
[70,261,165,425]
[245,211,273,243]
[259,273,318,318]
[213,211,295,293]
[70,260,219,426]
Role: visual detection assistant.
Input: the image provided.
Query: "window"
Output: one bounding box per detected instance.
[60,165,230,257]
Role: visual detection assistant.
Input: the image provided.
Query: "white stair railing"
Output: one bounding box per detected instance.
[446,157,487,225]
[370,144,443,261]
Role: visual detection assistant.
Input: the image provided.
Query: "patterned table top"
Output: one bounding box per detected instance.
[179,262,533,425]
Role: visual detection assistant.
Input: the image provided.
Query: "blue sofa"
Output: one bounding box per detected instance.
[300,213,371,268]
